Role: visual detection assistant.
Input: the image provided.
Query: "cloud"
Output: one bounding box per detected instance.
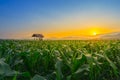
[99,32,120,39]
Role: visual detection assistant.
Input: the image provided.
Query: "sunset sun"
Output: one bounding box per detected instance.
[93,32,97,36]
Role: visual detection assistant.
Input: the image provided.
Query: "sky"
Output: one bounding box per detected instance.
[0,0,120,39]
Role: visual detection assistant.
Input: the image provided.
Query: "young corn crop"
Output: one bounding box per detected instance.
[0,40,120,80]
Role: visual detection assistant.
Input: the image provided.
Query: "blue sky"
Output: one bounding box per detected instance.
[0,0,120,39]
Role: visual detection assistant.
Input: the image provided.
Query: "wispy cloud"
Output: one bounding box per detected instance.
[99,32,120,39]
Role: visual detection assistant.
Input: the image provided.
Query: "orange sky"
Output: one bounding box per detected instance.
[42,27,116,38]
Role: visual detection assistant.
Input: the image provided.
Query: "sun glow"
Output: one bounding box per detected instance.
[93,32,97,35]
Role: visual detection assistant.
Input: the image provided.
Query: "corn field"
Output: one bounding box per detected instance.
[0,40,120,80]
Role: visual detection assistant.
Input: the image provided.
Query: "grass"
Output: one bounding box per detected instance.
[0,40,120,80]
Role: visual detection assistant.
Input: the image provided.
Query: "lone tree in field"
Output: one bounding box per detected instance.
[32,34,44,40]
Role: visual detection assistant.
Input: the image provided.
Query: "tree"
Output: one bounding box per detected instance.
[32,34,44,40]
